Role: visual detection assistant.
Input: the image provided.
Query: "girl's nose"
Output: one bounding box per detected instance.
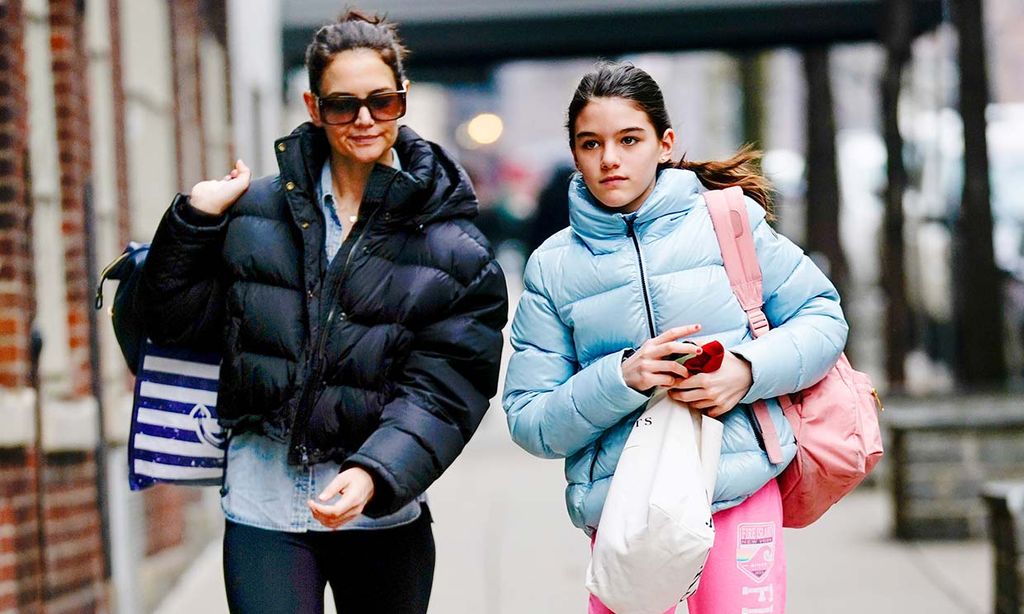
[601,147,619,170]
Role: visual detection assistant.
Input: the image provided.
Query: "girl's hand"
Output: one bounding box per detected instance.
[668,350,752,417]
[621,324,703,393]
[188,159,251,216]
[307,466,376,529]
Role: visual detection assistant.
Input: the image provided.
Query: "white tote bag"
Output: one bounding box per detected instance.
[586,392,723,614]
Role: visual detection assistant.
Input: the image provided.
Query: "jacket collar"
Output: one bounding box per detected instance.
[568,168,704,254]
[273,123,478,228]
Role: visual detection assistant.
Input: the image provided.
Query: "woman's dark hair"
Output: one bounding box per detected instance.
[305,9,408,96]
[566,62,773,216]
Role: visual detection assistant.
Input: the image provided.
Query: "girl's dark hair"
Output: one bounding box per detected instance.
[566,62,773,217]
[305,9,408,96]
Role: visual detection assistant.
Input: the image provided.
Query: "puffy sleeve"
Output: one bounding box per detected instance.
[344,255,509,517]
[502,251,649,459]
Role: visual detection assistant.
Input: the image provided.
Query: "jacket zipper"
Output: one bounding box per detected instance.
[626,218,657,339]
[292,206,383,466]
[589,220,656,482]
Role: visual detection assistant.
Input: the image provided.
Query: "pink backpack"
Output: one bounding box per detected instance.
[704,187,884,528]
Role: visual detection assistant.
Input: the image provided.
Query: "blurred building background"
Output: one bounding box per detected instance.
[0,0,1022,612]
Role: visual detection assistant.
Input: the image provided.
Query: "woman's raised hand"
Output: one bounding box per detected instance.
[621,324,702,393]
[188,159,251,216]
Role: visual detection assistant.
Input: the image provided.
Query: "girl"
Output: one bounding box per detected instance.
[502,62,848,613]
[142,11,507,613]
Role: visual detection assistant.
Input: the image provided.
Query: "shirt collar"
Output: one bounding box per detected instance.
[319,148,402,207]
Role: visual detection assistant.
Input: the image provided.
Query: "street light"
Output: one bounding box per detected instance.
[457,112,504,149]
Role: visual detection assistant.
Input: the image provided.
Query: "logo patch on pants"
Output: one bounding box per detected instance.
[736,522,775,583]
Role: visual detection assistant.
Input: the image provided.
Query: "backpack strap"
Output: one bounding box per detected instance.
[704,188,769,338]
[704,188,784,465]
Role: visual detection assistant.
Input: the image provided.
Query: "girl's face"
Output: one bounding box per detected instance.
[571,97,674,213]
[303,48,407,165]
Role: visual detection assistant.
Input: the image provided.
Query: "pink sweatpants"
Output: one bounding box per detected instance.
[589,480,786,614]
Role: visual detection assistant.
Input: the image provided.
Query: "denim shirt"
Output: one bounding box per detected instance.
[320,149,402,263]
[221,433,425,532]
[221,149,425,533]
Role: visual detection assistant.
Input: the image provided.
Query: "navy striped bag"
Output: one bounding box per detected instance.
[97,243,227,490]
[128,341,226,490]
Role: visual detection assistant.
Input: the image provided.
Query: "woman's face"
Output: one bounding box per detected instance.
[303,48,406,165]
[571,97,674,213]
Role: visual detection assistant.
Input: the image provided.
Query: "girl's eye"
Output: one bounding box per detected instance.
[622,136,639,145]
[581,140,599,150]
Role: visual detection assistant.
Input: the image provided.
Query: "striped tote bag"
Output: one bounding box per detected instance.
[128,340,227,490]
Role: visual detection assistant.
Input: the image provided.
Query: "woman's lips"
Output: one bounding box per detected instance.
[349,135,380,145]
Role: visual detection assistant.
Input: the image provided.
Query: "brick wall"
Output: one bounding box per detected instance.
[0,449,41,613]
[0,0,32,391]
[3,1,232,610]
[42,452,104,613]
[50,0,94,399]
[107,0,131,248]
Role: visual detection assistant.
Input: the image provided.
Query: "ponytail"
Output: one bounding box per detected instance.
[676,145,774,219]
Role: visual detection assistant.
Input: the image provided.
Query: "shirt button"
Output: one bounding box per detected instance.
[277,143,286,152]
[301,221,310,229]
[285,181,296,191]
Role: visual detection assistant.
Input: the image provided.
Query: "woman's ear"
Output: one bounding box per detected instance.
[303,91,321,127]
[402,79,411,93]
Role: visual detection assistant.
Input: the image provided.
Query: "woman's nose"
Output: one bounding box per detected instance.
[353,105,374,126]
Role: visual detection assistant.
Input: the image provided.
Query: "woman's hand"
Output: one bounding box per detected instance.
[307,466,376,529]
[188,159,251,216]
[621,324,703,393]
[668,350,752,417]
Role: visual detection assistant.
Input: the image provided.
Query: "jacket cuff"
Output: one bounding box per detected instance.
[570,350,651,424]
[731,335,783,405]
[172,193,228,229]
[340,454,402,518]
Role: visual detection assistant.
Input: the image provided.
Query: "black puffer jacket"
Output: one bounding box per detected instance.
[141,124,508,516]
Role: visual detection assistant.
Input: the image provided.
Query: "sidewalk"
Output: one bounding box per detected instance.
[155,403,991,614]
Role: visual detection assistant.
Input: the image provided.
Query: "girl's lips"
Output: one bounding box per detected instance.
[601,176,627,184]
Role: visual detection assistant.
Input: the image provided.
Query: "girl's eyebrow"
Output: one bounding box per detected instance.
[574,127,645,140]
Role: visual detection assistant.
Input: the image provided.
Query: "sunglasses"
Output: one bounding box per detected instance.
[316,90,407,125]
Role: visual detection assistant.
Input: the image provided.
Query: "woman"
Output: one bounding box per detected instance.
[142,11,507,613]
[502,62,848,613]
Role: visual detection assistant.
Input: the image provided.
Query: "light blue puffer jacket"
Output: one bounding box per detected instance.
[502,169,848,534]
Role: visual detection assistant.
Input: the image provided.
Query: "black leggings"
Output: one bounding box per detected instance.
[223,507,435,614]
